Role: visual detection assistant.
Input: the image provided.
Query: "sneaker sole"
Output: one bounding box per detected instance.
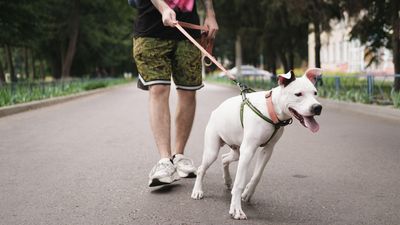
[149,178,172,187]
[177,170,197,178]
[149,173,180,187]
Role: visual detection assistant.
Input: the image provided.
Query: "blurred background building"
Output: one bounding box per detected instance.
[308,15,394,75]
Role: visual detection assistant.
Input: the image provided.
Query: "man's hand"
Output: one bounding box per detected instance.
[161,7,177,27]
[202,0,218,39]
[204,14,218,39]
[151,0,177,27]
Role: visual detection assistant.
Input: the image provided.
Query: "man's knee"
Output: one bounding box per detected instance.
[177,89,196,102]
[149,85,170,98]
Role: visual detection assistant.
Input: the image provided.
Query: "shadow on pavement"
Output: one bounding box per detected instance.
[150,184,182,194]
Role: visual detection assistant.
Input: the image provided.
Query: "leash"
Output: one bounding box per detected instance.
[175,21,292,146]
[175,21,255,92]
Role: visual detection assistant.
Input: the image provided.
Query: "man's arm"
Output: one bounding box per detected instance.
[201,0,218,39]
[151,0,177,27]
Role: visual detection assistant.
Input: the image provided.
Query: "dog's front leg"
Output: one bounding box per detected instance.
[229,142,258,220]
[241,145,274,202]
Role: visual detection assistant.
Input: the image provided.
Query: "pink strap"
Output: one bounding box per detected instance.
[178,21,208,31]
[266,91,279,124]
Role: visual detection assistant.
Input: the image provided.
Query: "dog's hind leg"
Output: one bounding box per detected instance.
[222,147,239,190]
[191,124,222,200]
[241,145,274,202]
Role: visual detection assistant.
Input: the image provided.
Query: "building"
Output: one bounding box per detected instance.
[308,15,394,75]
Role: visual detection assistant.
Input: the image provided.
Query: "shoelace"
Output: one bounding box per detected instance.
[153,162,175,175]
[176,157,193,166]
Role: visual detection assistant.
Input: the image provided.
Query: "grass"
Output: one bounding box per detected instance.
[391,90,400,108]
[0,78,132,107]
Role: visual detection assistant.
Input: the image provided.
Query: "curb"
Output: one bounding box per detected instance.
[319,98,400,122]
[0,83,133,118]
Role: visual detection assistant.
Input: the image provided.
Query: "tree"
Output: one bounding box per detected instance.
[289,0,342,69]
[214,0,310,75]
[0,0,135,80]
[343,0,400,91]
[0,0,40,82]
[0,51,5,85]
[38,0,134,78]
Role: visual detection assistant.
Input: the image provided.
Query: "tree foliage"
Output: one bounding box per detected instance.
[1,0,398,92]
[0,0,135,81]
[341,0,400,90]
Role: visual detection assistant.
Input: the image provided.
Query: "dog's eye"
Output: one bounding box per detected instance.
[314,91,318,95]
[295,92,302,97]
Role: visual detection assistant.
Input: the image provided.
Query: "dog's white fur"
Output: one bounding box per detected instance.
[191,68,323,220]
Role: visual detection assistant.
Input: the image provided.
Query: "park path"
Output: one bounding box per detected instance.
[0,83,399,225]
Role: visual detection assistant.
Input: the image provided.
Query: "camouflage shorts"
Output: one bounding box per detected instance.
[133,37,203,91]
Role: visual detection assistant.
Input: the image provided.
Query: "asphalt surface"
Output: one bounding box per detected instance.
[0,83,399,225]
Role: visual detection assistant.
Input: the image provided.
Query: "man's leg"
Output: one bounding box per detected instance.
[149,85,171,159]
[174,89,196,155]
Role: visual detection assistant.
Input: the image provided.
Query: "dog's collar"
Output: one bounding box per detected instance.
[265,91,292,127]
[265,91,279,124]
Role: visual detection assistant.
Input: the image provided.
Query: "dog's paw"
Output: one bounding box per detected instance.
[229,207,247,220]
[191,190,204,200]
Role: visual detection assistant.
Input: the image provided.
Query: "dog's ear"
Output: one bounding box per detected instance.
[278,70,296,87]
[304,68,323,85]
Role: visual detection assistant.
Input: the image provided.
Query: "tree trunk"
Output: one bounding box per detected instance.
[0,56,5,85]
[235,34,242,77]
[313,21,321,68]
[270,53,277,84]
[24,47,30,79]
[51,56,62,79]
[288,50,294,70]
[392,0,400,91]
[5,44,16,82]
[31,49,36,80]
[279,51,289,73]
[61,0,80,78]
[271,56,277,76]
[40,60,46,80]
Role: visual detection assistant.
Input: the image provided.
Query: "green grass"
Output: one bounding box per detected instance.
[391,90,400,108]
[0,78,133,107]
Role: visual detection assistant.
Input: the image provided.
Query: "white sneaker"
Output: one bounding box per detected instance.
[148,158,180,187]
[173,154,197,178]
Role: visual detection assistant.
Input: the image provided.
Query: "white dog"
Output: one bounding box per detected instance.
[191,68,323,220]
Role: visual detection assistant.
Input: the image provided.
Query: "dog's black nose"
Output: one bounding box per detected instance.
[311,104,322,115]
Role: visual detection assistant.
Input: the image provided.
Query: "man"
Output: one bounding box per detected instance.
[132,0,218,187]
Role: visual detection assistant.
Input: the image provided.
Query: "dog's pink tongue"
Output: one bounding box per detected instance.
[304,116,319,133]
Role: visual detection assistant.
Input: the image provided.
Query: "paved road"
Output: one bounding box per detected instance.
[0,83,399,225]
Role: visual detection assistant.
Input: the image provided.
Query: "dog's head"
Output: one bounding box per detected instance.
[277,68,323,133]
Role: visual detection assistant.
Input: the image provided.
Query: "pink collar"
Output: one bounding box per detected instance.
[265,91,280,124]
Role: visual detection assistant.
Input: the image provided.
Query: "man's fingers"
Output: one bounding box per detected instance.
[162,9,177,27]
[207,28,217,39]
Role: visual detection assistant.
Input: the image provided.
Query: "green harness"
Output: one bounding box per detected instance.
[238,84,292,147]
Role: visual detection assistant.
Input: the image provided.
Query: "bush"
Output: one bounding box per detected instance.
[83,81,108,90]
[391,90,400,108]
[0,78,132,107]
